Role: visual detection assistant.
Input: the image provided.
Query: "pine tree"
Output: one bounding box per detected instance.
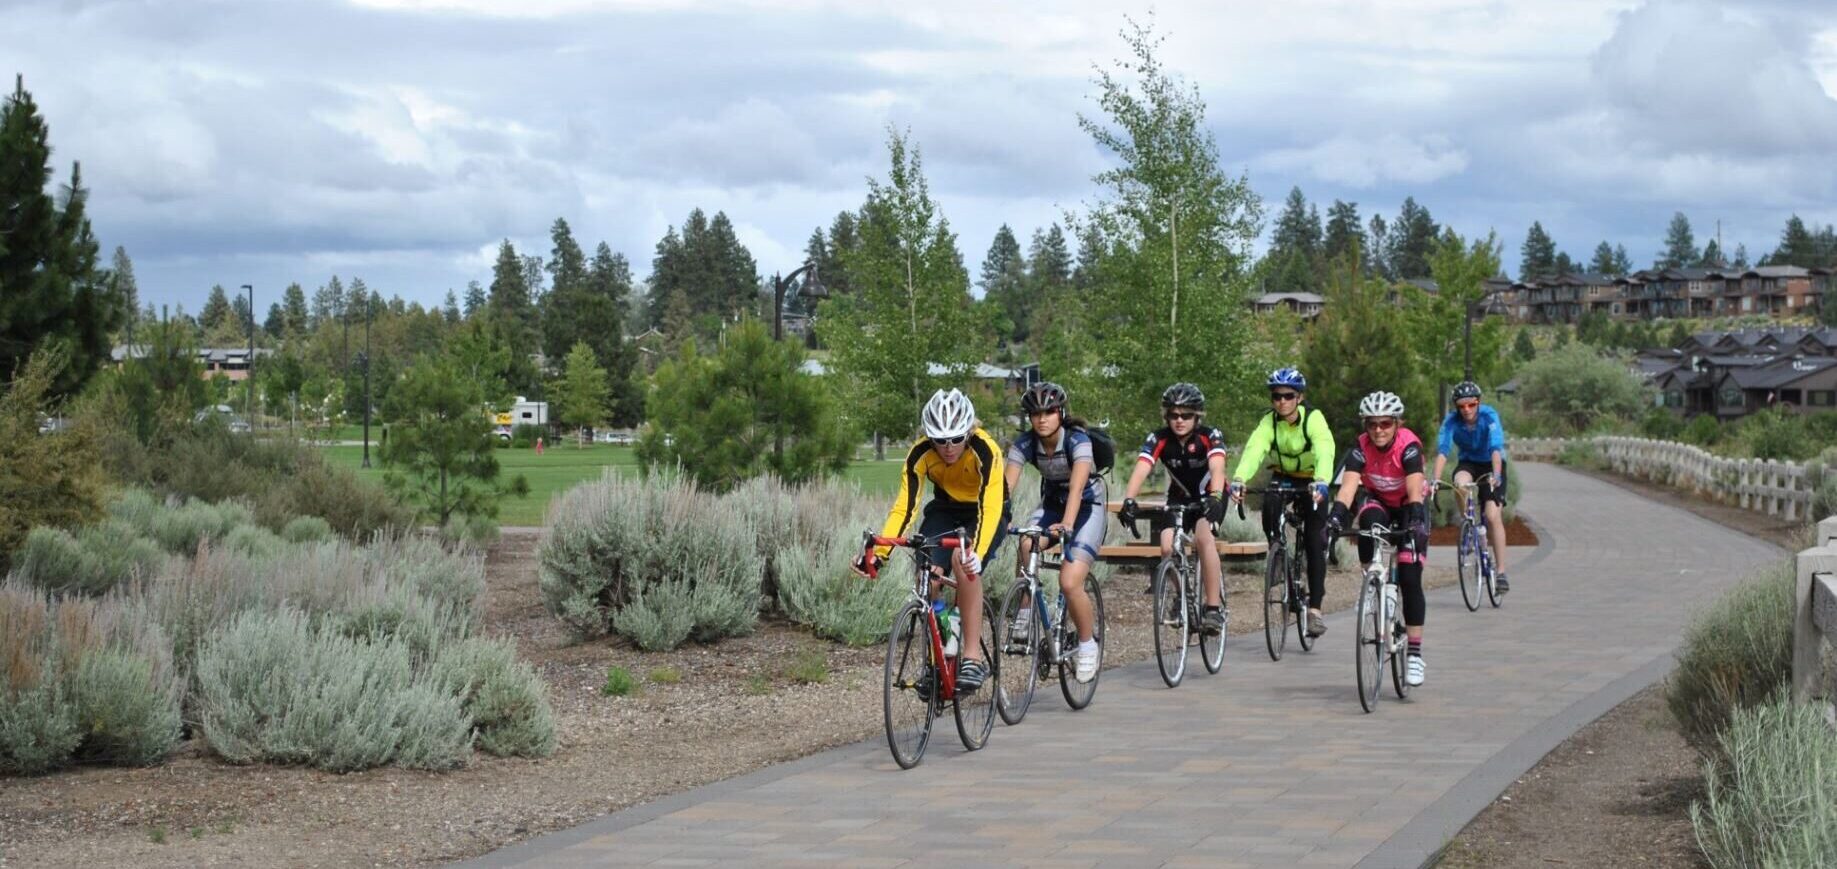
[1513,329,1536,362]
[1698,238,1726,269]
[1553,251,1577,277]
[281,283,309,336]
[1658,212,1697,270]
[1613,244,1633,275]
[487,240,537,359]
[310,276,344,327]
[821,210,858,297]
[1073,224,1104,291]
[1367,214,1391,279]
[1270,187,1322,260]
[263,303,285,338]
[1732,243,1751,271]
[587,243,643,426]
[0,76,120,395]
[1322,200,1365,266]
[1387,197,1438,280]
[978,224,1028,343]
[1519,221,1556,281]
[200,284,233,333]
[442,290,461,324]
[463,280,486,318]
[1590,241,1619,275]
[110,246,138,337]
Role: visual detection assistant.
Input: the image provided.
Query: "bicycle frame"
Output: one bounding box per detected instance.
[1010,525,1072,664]
[863,530,975,703]
[1439,475,1495,579]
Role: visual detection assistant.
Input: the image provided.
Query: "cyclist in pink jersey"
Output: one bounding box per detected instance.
[1326,391,1432,687]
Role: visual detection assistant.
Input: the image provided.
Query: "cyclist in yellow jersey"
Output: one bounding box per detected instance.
[852,388,1009,692]
[1229,368,1337,638]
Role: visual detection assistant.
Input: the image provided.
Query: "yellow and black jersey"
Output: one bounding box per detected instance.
[877,428,1008,563]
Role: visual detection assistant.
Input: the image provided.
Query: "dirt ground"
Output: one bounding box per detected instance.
[1434,685,1706,869]
[0,529,1456,868]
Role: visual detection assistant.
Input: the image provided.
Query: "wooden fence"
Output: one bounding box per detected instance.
[1514,436,1829,522]
[1792,516,1837,724]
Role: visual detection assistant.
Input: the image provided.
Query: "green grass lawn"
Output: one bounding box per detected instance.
[320,443,907,526]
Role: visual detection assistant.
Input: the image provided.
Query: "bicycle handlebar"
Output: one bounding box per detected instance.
[1124,501,1202,540]
[857,530,973,582]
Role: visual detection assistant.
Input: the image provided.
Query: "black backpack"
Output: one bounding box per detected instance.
[1075,426,1117,475]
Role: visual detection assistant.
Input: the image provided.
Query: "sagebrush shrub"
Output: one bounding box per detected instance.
[429,638,557,758]
[279,515,335,545]
[540,471,760,647]
[775,523,906,646]
[1692,696,1837,868]
[67,649,182,766]
[13,523,167,596]
[1667,562,1795,748]
[194,608,472,772]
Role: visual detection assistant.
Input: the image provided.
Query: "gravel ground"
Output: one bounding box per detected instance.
[0,530,1461,868]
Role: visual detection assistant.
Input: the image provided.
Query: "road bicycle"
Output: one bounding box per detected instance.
[860,530,998,769]
[994,525,1106,725]
[1126,502,1225,688]
[1438,476,1502,611]
[1243,484,1316,660]
[1349,522,1414,713]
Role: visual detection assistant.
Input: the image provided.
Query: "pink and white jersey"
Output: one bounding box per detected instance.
[1342,428,1425,509]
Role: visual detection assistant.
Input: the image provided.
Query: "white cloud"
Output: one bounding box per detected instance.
[1255,134,1470,189]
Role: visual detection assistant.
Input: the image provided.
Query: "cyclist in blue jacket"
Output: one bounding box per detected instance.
[1429,381,1511,594]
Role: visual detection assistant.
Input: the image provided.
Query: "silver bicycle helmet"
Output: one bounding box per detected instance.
[1358,391,1405,419]
[921,388,976,439]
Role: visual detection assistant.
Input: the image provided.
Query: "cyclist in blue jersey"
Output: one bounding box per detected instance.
[1429,381,1511,594]
[1003,382,1104,683]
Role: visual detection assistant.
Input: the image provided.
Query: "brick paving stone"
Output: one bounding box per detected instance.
[461,464,1780,869]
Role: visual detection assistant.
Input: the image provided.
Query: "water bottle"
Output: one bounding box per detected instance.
[943,606,962,657]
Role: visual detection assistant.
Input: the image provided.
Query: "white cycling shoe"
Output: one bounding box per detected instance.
[1074,642,1100,683]
[1406,655,1426,687]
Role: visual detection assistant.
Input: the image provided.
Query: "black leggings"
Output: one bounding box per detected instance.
[1262,482,1328,608]
[1355,499,1426,628]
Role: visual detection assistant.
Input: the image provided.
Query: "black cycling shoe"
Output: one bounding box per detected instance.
[1201,607,1225,636]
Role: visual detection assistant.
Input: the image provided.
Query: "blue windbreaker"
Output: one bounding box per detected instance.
[1437,404,1507,464]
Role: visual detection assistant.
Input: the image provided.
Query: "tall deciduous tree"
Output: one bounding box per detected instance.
[554,341,608,447]
[817,128,981,453]
[1419,228,1507,416]
[1044,18,1265,440]
[1658,212,1698,269]
[1519,221,1556,281]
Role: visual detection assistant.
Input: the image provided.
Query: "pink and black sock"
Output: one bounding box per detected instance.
[1408,638,1422,659]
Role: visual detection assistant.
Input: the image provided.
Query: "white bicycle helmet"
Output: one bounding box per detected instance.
[1358,391,1405,419]
[921,388,976,439]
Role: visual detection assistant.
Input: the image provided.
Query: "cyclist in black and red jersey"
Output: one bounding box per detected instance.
[1119,383,1230,636]
[1327,390,1433,687]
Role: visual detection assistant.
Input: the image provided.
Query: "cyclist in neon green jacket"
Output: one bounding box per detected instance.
[1228,368,1337,638]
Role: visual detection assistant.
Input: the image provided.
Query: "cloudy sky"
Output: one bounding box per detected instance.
[10,0,1837,314]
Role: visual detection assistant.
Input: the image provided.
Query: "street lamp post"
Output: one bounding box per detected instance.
[771,262,826,460]
[361,296,374,469]
[240,284,254,430]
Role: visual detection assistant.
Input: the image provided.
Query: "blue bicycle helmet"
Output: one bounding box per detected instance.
[1267,367,1307,391]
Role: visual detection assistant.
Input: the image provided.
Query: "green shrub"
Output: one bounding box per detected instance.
[441,513,500,549]
[775,524,906,646]
[1667,562,1795,748]
[279,516,335,545]
[222,524,287,561]
[1691,696,1837,868]
[67,649,183,766]
[1641,408,1685,440]
[193,608,472,772]
[648,666,681,685]
[510,424,544,448]
[601,665,635,697]
[12,524,165,596]
[1555,440,1605,470]
[428,638,557,758]
[784,646,828,685]
[1737,408,1819,462]
[0,683,80,776]
[1515,344,1651,435]
[0,348,108,576]
[540,471,760,647]
[1682,414,1722,447]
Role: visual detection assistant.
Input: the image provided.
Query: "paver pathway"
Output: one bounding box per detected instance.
[465,464,1782,868]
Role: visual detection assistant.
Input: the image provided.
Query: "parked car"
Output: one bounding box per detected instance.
[494,425,514,442]
[593,430,636,445]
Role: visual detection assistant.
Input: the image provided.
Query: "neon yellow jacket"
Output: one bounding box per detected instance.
[1231,404,1336,483]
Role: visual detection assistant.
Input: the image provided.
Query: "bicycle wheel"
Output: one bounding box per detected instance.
[995,581,1039,726]
[1152,560,1188,688]
[1458,520,1481,612]
[1485,541,1503,609]
[1059,573,1104,710]
[1261,539,1288,662]
[1199,573,1226,676]
[1390,612,1411,700]
[954,605,998,751]
[1354,576,1383,713]
[883,601,936,768]
[1290,538,1314,652]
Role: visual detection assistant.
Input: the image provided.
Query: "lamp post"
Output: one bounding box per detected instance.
[240,284,254,430]
[771,262,827,460]
[360,295,373,469]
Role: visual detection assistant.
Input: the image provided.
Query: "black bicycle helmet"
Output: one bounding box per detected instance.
[1452,381,1482,401]
[1020,381,1068,415]
[1161,382,1206,411]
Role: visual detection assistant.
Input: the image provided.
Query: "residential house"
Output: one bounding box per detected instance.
[111,346,275,381]
[1712,355,1837,418]
[1252,292,1325,319]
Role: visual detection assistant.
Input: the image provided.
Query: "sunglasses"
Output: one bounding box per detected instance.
[1364,418,1398,431]
[1455,401,1479,410]
[1166,411,1198,422]
[930,434,967,446]
[1270,392,1299,402]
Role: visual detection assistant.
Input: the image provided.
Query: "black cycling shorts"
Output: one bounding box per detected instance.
[917,499,1009,572]
[1456,460,1508,507]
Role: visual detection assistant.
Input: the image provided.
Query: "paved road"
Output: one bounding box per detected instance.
[463,464,1781,869]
